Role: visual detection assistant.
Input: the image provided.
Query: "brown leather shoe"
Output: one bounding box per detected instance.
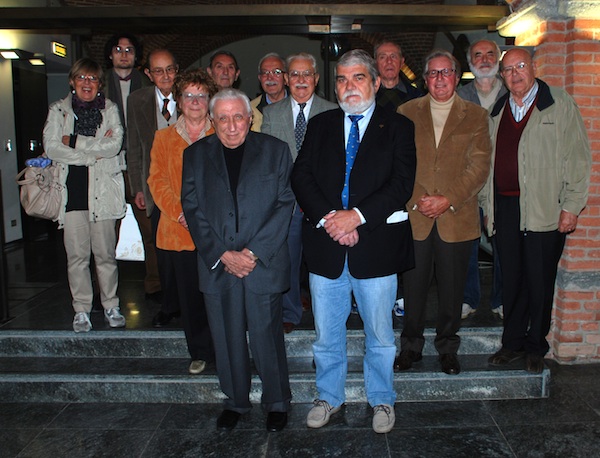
[283,322,295,334]
[394,350,422,372]
[525,353,545,373]
[488,348,526,366]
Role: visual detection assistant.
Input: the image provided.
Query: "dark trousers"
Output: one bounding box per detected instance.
[161,250,213,361]
[494,195,565,355]
[282,205,303,324]
[152,209,180,315]
[401,224,472,355]
[204,283,291,414]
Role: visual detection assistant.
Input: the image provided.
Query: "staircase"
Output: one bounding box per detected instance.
[0,327,549,403]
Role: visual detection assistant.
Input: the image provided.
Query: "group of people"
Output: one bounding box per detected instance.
[41,33,590,435]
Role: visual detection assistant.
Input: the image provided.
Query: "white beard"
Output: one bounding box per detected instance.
[471,62,500,79]
[338,90,375,114]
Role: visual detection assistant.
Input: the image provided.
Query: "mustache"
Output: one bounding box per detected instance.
[341,89,362,101]
[264,81,278,87]
[294,83,309,89]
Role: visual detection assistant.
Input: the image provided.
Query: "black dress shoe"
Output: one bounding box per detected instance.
[266,411,287,432]
[217,410,240,431]
[152,310,177,327]
[439,353,461,375]
[525,353,545,374]
[488,347,526,366]
[283,322,295,334]
[394,350,422,372]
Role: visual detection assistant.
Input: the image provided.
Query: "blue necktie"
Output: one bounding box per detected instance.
[295,102,307,152]
[341,115,363,209]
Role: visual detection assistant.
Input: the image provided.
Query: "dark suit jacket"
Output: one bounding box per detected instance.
[291,105,417,279]
[181,131,295,295]
[262,95,337,160]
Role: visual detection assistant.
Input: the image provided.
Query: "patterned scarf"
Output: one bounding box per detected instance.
[72,92,106,137]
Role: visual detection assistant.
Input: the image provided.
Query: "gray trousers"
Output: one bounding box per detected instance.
[204,282,291,413]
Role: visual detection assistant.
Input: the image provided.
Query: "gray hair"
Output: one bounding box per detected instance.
[373,41,403,59]
[208,88,252,117]
[423,49,461,79]
[466,39,502,67]
[257,52,286,73]
[335,49,379,83]
[286,52,318,74]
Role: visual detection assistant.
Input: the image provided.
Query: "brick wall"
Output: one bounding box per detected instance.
[515,19,600,363]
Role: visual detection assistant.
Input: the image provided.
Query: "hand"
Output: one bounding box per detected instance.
[134,192,146,210]
[104,129,113,138]
[178,213,188,230]
[558,210,578,233]
[323,210,361,242]
[416,194,451,219]
[62,135,70,146]
[338,229,359,247]
[220,250,257,278]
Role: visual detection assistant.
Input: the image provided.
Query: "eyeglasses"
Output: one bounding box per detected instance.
[424,68,456,79]
[288,70,316,79]
[75,75,99,83]
[259,69,285,77]
[149,65,178,76]
[500,62,529,76]
[113,46,135,55]
[182,93,208,103]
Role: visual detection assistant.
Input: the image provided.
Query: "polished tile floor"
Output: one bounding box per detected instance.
[1,238,599,457]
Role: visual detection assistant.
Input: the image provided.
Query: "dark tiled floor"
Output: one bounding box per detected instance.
[1,238,599,457]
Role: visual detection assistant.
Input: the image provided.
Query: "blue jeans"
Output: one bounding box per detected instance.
[310,262,397,407]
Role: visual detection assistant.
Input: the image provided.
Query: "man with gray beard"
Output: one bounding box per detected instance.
[292,49,416,433]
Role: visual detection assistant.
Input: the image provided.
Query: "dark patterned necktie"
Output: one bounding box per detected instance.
[162,98,171,121]
[341,114,364,209]
[294,102,307,152]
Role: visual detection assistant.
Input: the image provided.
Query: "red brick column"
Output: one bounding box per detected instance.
[513,19,600,363]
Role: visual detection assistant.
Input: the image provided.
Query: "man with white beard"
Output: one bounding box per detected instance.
[291,49,416,433]
[457,39,507,321]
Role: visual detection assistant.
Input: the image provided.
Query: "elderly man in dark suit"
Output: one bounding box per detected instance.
[127,49,179,326]
[262,52,337,333]
[292,49,416,433]
[182,89,294,433]
[396,50,491,376]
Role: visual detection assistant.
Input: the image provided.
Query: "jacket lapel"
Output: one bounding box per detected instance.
[438,96,468,148]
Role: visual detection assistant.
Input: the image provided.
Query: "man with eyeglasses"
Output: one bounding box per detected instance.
[482,48,591,374]
[262,52,337,334]
[374,41,422,113]
[292,49,416,433]
[396,49,491,376]
[250,52,288,132]
[103,34,158,301]
[181,89,294,432]
[457,39,507,322]
[207,50,240,91]
[127,49,180,327]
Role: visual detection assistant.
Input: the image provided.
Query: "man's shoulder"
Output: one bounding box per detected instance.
[263,97,289,114]
[128,85,155,104]
[312,95,337,110]
[250,95,262,109]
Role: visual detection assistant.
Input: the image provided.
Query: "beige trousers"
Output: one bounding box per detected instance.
[63,211,119,313]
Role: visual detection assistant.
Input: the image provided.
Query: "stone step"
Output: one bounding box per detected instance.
[0,328,549,403]
[0,354,548,403]
[0,328,502,358]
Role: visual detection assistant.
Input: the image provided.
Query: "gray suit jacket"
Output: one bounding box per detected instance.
[127,86,177,215]
[261,94,337,161]
[181,131,295,295]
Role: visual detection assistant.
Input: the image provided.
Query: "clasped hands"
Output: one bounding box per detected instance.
[414,194,451,219]
[221,248,257,278]
[323,210,360,247]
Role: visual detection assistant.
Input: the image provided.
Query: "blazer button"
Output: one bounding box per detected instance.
[229,236,234,241]
[229,212,233,217]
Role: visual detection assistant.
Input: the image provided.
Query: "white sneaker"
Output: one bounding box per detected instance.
[492,305,504,319]
[189,360,206,375]
[393,298,405,317]
[104,307,126,328]
[372,404,395,433]
[461,303,476,319]
[306,399,341,428]
[73,312,92,333]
